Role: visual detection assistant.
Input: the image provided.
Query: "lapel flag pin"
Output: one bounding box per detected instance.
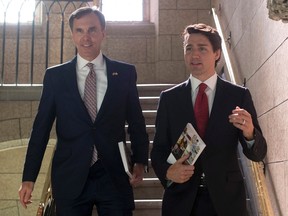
[112,72,118,76]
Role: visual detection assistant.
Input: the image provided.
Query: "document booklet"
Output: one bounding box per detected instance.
[118,141,133,178]
[167,123,206,165]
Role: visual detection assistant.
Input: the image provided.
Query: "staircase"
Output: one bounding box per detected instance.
[92,84,174,216]
[89,83,264,215]
[133,84,174,216]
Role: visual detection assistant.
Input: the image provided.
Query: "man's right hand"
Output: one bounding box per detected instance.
[19,181,35,208]
[166,154,195,183]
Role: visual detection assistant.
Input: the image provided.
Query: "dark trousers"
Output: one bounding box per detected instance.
[55,160,133,216]
[190,187,217,216]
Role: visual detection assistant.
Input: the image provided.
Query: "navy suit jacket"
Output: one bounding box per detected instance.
[22,56,149,208]
[151,76,267,216]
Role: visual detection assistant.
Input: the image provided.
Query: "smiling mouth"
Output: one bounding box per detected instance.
[191,62,202,66]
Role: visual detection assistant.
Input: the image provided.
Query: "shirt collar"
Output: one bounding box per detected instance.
[190,73,218,93]
[77,51,105,71]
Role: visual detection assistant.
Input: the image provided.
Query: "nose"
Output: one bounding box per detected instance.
[191,51,200,58]
[81,32,92,40]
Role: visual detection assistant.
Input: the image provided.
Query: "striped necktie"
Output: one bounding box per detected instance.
[84,63,98,165]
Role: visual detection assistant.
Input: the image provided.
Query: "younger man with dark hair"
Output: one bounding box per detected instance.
[151,23,267,216]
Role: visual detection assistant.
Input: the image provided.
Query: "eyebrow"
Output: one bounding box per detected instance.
[74,26,97,31]
[198,43,209,47]
[185,43,209,47]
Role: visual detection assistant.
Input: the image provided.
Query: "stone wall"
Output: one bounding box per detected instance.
[0,1,214,215]
[212,0,288,215]
[2,0,288,214]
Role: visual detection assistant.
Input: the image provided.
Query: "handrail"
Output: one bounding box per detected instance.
[36,146,55,216]
[211,8,274,216]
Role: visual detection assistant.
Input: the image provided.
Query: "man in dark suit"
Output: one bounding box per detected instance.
[151,23,267,216]
[18,7,149,216]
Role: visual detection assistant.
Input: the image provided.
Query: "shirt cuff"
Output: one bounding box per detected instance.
[167,180,173,187]
[245,138,255,149]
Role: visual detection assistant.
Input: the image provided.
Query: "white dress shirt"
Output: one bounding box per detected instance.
[190,73,254,148]
[190,73,217,115]
[76,52,107,112]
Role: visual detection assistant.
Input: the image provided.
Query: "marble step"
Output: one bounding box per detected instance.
[125,125,155,142]
[142,110,157,125]
[137,84,174,97]
[134,199,162,216]
[92,199,162,216]
[133,178,163,199]
[139,96,160,110]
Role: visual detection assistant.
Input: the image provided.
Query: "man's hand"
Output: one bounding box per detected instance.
[130,163,145,187]
[19,181,35,208]
[166,154,195,183]
[229,106,254,140]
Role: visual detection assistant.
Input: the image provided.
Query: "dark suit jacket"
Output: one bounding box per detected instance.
[22,55,149,209]
[151,76,267,216]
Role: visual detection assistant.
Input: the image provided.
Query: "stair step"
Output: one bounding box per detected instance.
[92,199,162,216]
[142,110,157,125]
[139,96,159,110]
[92,84,168,216]
[126,125,155,141]
[137,84,175,97]
[134,178,163,199]
[134,199,162,216]
[143,159,157,178]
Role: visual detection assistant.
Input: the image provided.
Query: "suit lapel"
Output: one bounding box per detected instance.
[205,77,226,137]
[181,79,197,128]
[95,56,115,120]
[64,57,92,122]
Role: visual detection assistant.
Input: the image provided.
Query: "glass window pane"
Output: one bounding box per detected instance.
[0,0,35,23]
[102,0,143,21]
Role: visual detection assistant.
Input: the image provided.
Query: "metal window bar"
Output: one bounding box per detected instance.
[0,0,146,86]
[0,0,93,86]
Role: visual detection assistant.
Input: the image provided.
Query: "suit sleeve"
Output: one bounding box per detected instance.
[22,69,56,182]
[240,89,267,162]
[126,66,149,165]
[151,92,173,187]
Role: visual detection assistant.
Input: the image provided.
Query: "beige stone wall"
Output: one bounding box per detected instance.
[0,144,54,216]
[2,0,287,215]
[0,1,215,215]
[212,0,288,215]
[1,0,213,85]
[0,95,56,215]
[155,0,213,84]
[5,0,288,215]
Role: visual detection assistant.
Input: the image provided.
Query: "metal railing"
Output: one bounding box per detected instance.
[0,0,92,86]
[0,0,148,86]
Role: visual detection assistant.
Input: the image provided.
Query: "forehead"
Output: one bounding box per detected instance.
[73,13,101,27]
[184,33,211,46]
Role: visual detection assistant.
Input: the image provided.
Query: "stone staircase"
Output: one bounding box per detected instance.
[133,84,174,216]
[91,84,174,216]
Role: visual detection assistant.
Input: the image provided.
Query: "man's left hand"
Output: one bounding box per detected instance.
[130,163,145,187]
[229,106,254,140]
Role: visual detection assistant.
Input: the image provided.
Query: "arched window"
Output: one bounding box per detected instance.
[0,0,149,23]
[0,0,36,23]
